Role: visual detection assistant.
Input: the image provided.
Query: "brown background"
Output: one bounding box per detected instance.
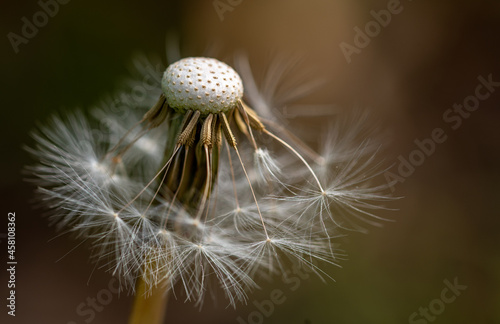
[1,0,499,323]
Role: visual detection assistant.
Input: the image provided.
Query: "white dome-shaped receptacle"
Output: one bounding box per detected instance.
[161,57,244,114]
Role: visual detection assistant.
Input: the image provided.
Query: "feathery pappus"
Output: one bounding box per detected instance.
[26,53,394,311]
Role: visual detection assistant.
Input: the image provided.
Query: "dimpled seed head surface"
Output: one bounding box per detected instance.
[161,57,244,114]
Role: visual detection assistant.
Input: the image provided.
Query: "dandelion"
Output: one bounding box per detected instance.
[27,54,393,323]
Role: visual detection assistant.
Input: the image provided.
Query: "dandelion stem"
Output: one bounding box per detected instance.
[129,276,169,324]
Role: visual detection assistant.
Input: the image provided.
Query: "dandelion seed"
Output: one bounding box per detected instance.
[27,54,394,323]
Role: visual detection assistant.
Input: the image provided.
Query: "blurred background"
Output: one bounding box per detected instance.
[1,0,499,323]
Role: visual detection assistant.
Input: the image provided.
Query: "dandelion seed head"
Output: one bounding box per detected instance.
[26,52,396,308]
[161,57,243,114]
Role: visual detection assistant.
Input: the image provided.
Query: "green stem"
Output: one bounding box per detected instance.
[129,276,169,324]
